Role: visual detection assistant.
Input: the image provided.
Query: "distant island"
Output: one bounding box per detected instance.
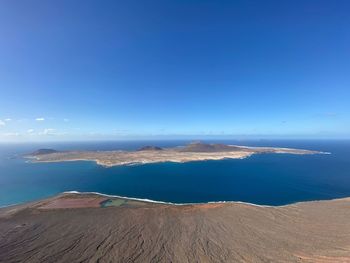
[27,142,323,167]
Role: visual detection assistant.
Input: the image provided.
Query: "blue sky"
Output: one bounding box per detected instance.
[0,0,349,141]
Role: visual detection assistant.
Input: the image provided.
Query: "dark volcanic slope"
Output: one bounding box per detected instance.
[1,194,350,263]
[137,146,163,151]
[29,149,59,155]
[179,142,245,152]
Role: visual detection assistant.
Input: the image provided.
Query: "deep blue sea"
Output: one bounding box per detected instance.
[1,140,350,207]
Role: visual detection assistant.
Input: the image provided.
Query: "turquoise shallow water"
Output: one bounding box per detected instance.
[0,140,350,206]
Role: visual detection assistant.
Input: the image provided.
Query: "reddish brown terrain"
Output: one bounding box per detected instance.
[1,193,350,262]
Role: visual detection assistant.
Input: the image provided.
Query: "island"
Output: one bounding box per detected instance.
[1,192,349,262]
[26,142,323,167]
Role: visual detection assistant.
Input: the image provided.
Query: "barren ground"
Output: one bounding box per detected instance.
[1,193,349,263]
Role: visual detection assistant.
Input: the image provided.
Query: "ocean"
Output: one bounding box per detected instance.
[0,140,349,207]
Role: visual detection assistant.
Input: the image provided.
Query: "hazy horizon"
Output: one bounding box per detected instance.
[1,136,350,145]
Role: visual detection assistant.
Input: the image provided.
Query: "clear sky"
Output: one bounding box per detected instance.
[0,0,349,141]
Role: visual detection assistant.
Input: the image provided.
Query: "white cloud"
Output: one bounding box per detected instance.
[63,118,69,122]
[36,118,45,121]
[4,118,11,122]
[0,120,5,126]
[39,128,56,136]
[27,129,35,134]
[2,132,20,137]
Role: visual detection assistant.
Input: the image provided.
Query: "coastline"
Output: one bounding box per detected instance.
[1,190,348,210]
[62,191,280,208]
[4,143,331,209]
[62,190,350,208]
[27,154,253,167]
